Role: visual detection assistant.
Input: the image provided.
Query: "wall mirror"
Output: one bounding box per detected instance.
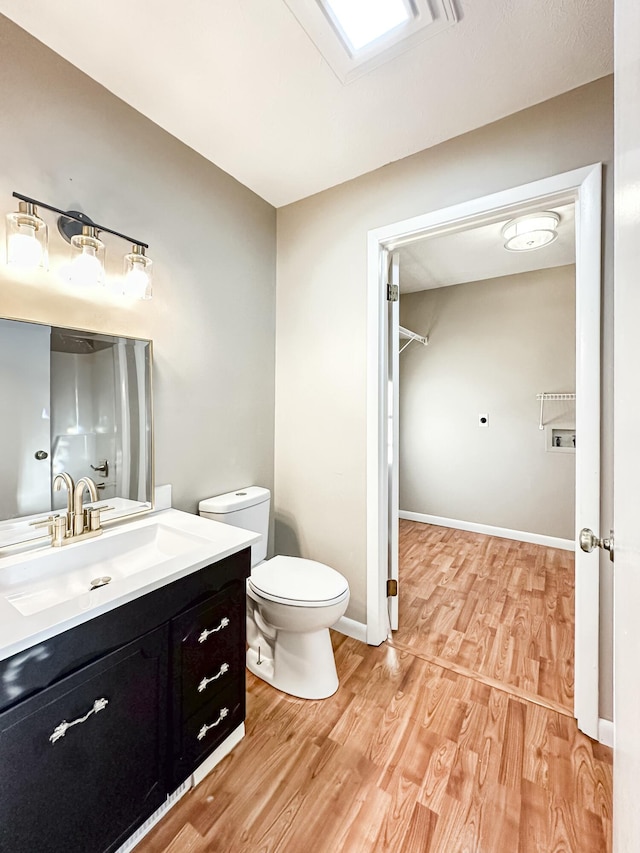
[0,318,153,547]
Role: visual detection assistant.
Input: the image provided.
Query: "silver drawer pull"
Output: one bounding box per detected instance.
[198,616,230,644]
[197,707,229,741]
[198,663,230,693]
[49,698,109,744]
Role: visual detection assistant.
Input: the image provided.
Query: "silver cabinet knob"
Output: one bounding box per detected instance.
[34,450,48,460]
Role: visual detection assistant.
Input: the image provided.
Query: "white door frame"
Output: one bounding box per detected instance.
[366,164,603,738]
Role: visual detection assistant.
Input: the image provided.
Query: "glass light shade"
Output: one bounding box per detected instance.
[323,0,410,51]
[68,227,105,287]
[502,213,560,252]
[5,205,48,271]
[123,246,153,299]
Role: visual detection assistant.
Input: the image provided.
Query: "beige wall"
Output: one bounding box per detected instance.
[276,77,614,718]
[0,18,277,521]
[399,267,576,539]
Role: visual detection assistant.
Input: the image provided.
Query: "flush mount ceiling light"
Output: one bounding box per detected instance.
[284,0,457,83]
[5,192,153,299]
[501,212,561,252]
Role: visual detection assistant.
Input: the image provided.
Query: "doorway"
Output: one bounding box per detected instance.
[366,165,603,739]
[392,219,577,713]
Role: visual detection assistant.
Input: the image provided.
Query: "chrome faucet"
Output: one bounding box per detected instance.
[73,477,99,535]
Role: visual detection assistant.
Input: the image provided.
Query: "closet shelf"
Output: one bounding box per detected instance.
[536,392,576,430]
[399,326,428,354]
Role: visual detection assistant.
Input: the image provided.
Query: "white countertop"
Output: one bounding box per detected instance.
[0,508,260,663]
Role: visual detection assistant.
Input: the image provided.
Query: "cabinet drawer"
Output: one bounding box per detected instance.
[171,681,244,788]
[172,581,245,719]
[0,625,168,853]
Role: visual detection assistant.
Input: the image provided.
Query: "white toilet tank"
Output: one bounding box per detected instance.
[199,486,270,567]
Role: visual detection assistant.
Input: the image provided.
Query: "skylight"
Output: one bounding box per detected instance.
[284,0,458,84]
[322,0,411,52]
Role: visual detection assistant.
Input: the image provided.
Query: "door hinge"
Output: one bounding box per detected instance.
[386,579,398,597]
[387,283,399,302]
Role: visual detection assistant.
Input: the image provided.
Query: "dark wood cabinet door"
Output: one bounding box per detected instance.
[0,625,168,853]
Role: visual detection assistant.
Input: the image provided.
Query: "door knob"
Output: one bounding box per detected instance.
[580,528,614,561]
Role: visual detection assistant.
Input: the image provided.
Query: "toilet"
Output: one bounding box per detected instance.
[199,487,350,700]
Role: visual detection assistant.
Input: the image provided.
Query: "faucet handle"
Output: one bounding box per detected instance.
[29,513,59,527]
[29,514,69,545]
[28,514,60,536]
[85,505,115,532]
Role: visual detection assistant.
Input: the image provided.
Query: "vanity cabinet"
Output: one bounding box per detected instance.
[0,548,250,853]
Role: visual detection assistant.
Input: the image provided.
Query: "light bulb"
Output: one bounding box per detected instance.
[8,226,43,269]
[124,265,150,299]
[123,246,153,299]
[68,227,105,287]
[5,204,48,271]
[69,247,101,287]
[69,246,103,287]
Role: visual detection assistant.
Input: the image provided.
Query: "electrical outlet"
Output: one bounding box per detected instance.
[479,413,489,427]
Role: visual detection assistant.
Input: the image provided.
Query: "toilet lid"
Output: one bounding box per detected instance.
[248,556,349,607]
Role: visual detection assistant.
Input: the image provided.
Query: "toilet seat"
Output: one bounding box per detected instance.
[249,556,349,608]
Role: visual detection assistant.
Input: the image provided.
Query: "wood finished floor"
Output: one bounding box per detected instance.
[136,635,611,853]
[395,521,575,711]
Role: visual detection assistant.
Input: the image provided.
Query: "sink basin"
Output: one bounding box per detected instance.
[2,522,214,617]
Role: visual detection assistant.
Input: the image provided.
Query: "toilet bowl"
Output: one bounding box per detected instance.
[199,488,350,700]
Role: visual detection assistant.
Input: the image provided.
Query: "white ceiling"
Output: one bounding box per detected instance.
[0,0,612,207]
[399,203,575,293]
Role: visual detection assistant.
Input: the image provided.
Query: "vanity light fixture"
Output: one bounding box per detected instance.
[6,192,152,299]
[502,212,560,252]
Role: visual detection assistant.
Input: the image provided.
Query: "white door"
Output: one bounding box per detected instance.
[0,319,51,518]
[613,0,640,847]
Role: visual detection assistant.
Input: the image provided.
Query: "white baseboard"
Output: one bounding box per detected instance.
[399,511,575,552]
[598,717,614,748]
[332,615,367,643]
